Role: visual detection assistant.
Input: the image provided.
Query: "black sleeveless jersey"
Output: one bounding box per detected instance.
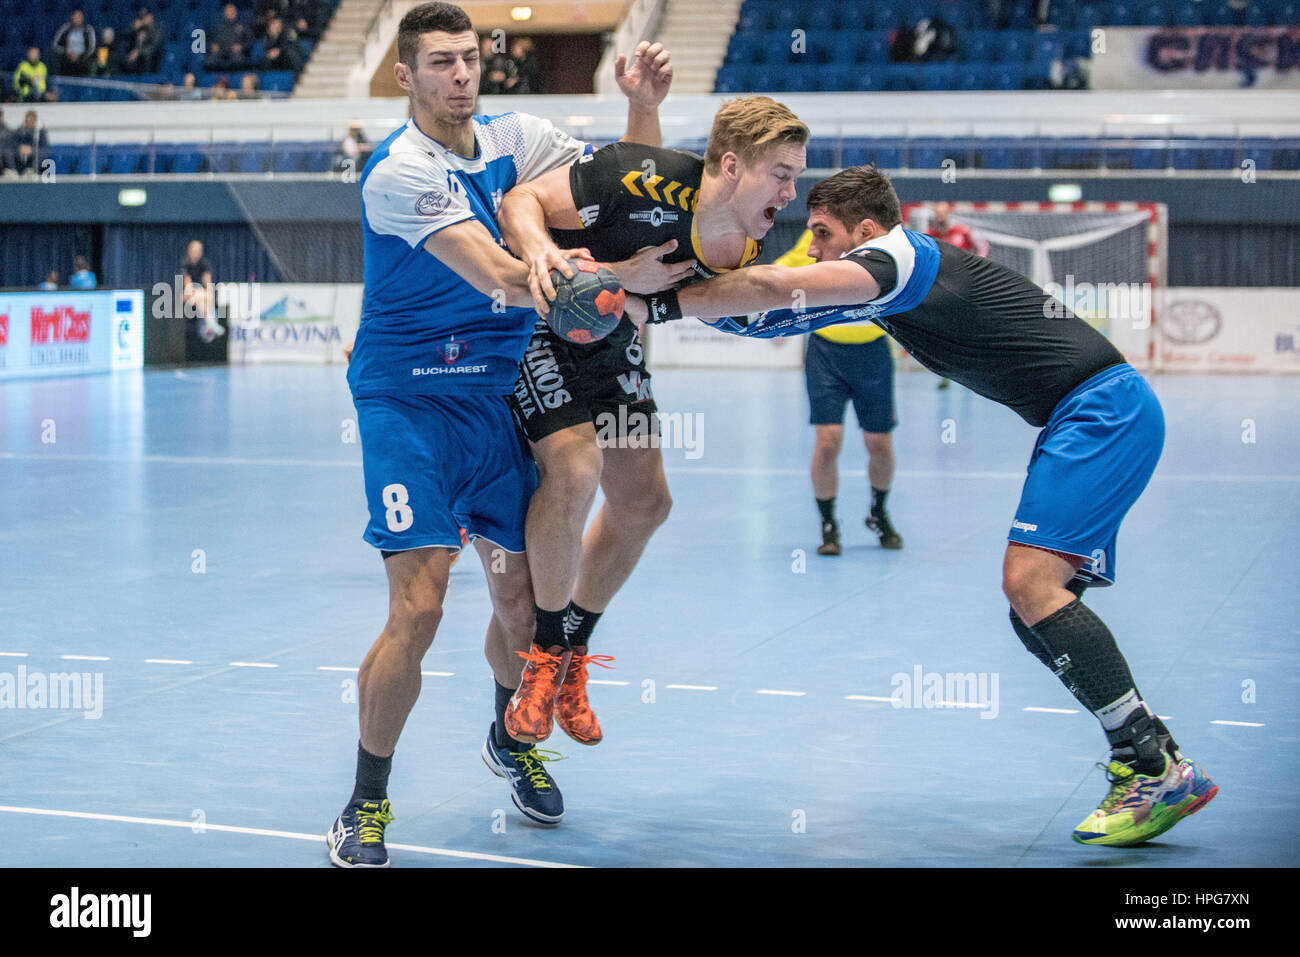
[549,141,762,280]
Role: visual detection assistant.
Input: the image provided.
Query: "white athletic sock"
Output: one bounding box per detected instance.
[1094,688,1146,731]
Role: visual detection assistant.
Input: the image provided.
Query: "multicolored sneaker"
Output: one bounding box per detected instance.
[326,798,395,868]
[555,652,616,745]
[504,644,570,743]
[866,510,903,549]
[817,520,842,556]
[481,723,565,825]
[1176,758,1218,818]
[1072,755,1193,846]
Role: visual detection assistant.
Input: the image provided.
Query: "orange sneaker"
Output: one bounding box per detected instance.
[504,644,571,744]
[555,652,615,745]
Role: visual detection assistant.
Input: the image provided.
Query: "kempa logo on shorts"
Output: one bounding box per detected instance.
[0,667,103,719]
[50,887,151,937]
[629,206,678,227]
[1011,519,1038,532]
[577,204,600,226]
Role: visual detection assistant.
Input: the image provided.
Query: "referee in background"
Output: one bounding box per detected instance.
[776,228,902,556]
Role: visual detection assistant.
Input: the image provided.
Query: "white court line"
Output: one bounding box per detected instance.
[846,695,895,703]
[144,659,193,665]
[756,689,805,697]
[317,666,358,672]
[230,662,278,669]
[0,805,583,868]
[1024,706,1079,714]
[1211,719,1264,727]
[421,671,454,677]
[588,680,629,686]
[0,652,29,658]
[61,655,109,661]
[666,684,717,691]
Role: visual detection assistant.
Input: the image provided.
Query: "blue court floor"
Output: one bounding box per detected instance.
[1,365,1296,867]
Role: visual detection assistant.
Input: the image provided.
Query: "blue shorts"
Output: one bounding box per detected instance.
[805,335,897,433]
[1008,364,1164,587]
[354,393,538,554]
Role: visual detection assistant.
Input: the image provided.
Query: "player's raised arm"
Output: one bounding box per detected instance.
[616,41,672,147]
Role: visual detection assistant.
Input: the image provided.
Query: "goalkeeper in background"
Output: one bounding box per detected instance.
[776,230,903,555]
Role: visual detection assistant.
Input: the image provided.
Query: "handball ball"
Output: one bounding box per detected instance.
[545,259,626,344]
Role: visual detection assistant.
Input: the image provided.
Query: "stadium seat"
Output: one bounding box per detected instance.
[725,33,761,65]
[777,63,819,92]
[960,31,994,63]
[871,1,902,30]
[816,64,856,92]
[714,64,749,93]
[804,30,840,64]
[881,65,918,92]
[998,32,1032,64]
[855,31,892,64]
[916,63,958,91]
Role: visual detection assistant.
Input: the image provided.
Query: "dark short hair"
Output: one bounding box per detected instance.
[398,2,475,67]
[806,165,902,232]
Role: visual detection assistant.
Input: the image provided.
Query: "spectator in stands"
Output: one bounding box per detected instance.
[255,0,290,38]
[892,17,958,63]
[333,121,370,172]
[53,9,97,77]
[212,76,238,100]
[88,28,120,78]
[262,16,304,74]
[208,3,253,71]
[39,271,59,291]
[69,256,98,290]
[13,111,49,175]
[290,0,325,41]
[181,240,224,342]
[178,71,203,100]
[238,72,261,99]
[123,7,162,75]
[478,35,516,94]
[13,48,50,103]
[510,37,542,94]
[0,109,14,175]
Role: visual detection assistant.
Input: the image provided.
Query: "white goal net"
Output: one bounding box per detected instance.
[903,201,1167,370]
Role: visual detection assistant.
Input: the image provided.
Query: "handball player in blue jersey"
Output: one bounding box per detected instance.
[327,1,673,867]
[628,165,1217,848]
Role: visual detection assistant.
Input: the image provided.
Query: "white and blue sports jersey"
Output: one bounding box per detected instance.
[710,225,940,339]
[347,112,592,398]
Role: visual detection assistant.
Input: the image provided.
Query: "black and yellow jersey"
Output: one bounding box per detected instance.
[549,141,761,280]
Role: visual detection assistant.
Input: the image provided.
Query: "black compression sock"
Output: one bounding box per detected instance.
[816,497,836,524]
[563,601,602,651]
[1027,597,1140,716]
[534,605,569,652]
[351,741,392,804]
[871,487,889,515]
[494,680,528,750]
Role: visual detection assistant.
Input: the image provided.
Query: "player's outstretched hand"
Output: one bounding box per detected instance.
[610,240,696,294]
[615,41,672,110]
[528,245,593,316]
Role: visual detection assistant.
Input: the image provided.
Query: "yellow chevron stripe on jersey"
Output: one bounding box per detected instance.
[642,174,663,201]
[621,169,644,197]
[775,232,885,343]
[662,180,680,204]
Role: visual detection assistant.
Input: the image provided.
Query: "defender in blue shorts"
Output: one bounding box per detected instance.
[327,1,672,867]
[630,165,1217,848]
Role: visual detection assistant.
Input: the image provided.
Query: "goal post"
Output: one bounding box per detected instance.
[902,201,1168,371]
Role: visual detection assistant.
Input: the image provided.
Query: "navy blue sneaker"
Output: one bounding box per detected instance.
[481,722,565,825]
[327,798,394,868]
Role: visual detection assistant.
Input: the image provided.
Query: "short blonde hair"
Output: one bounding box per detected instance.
[703,96,810,173]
